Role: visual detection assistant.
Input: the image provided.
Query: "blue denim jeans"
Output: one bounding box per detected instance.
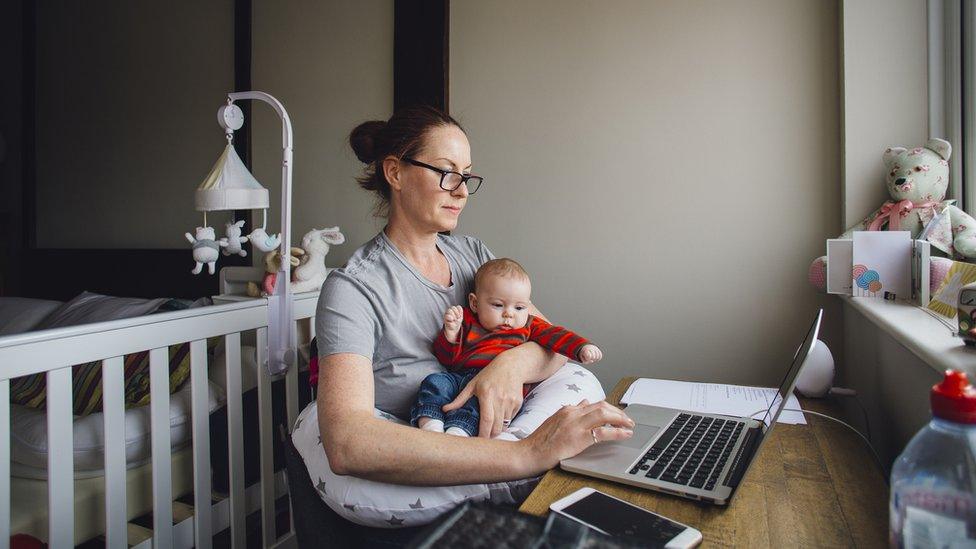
[410,369,480,436]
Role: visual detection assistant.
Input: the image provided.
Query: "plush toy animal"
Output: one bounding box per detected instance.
[246,247,305,297]
[185,226,220,275]
[292,227,345,293]
[220,220,249,257]
[248,227,282,253]
[809,139,976,290]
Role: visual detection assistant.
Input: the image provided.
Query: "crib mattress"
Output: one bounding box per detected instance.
[11,445,195,544]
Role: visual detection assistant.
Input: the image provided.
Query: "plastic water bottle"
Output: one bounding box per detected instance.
[890,370,976,548]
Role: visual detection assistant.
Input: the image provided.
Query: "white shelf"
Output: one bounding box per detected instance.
[842,295,976,376]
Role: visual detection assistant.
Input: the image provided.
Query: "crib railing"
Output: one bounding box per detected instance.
[0,294,320,549]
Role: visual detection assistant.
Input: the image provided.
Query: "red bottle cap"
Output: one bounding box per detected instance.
[931,370,976,424]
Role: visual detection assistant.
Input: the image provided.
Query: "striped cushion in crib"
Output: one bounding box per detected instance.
[10,298,217,416]
[9,343,195,416]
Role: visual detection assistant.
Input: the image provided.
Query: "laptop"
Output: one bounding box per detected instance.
[561,308,823,505]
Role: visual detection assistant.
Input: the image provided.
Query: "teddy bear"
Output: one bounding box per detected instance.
[220,219,249,257]
[809,138,976,291]
[185,226,220,275]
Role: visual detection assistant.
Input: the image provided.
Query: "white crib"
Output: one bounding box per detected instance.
[0,292,320,548]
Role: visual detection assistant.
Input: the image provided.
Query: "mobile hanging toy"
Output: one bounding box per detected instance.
[185,91,297,376]
[187,99,278,273]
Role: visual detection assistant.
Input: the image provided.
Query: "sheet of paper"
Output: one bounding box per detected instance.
[619,378,806,424]
[827,239,853,295]
[851,231,912,299]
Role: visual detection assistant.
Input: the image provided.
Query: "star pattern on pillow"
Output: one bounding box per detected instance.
[293,365,604,529]
[387,515,404,526]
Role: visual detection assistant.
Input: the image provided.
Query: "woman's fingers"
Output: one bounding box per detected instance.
[479,397,496,438]
[488,394,520,438]
[442,384,474,412]
[579,401,636,429]
[592,425,634,443]
[499,396,522,436]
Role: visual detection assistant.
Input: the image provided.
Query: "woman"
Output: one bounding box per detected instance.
[294,106,634,526]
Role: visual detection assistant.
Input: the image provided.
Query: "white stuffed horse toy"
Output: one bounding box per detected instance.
[220,220,249,257]
[291,227,345,293]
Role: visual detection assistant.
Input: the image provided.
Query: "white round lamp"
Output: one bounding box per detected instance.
[795,339,835,398]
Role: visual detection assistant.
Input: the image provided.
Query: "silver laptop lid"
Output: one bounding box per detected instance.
[757,308,823,430]
[729,308,822,498]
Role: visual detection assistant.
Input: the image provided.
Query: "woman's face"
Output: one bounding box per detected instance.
[387,124,471,234]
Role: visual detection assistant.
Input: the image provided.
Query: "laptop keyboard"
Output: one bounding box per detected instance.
[627,413,744,491]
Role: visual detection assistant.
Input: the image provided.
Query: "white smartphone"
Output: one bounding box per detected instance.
[549,487,702,548]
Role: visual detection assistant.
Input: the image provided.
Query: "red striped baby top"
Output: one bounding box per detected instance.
[433,306,590,371]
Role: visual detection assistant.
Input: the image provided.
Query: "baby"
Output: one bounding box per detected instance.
[410,258,602,437]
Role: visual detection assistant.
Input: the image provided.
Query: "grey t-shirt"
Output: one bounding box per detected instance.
[315,231,495,418]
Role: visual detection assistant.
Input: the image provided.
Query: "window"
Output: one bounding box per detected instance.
[930,0,973,215]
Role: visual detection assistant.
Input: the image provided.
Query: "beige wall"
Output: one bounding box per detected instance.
[841,0,929,227]
[28,0,391,258]
[450,0,841,388]
[34,1,236,249]
[250,0,392,268]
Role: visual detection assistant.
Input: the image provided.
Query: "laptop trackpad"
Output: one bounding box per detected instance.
[615,423,660,449]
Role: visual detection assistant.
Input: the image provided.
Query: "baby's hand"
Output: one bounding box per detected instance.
[443,305,464,343]
[578,344,603,365]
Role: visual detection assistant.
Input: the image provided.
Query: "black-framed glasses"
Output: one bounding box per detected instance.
[402,157,484,195]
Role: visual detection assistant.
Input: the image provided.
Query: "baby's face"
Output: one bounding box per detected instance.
[469,274,532,331]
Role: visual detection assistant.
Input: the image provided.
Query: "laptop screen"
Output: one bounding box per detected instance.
[757,309,823,429]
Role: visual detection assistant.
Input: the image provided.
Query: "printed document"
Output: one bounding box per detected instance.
[619,378,806,425]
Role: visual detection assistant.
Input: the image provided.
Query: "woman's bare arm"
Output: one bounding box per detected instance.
[318,352,541,484]
[316,353,634,484]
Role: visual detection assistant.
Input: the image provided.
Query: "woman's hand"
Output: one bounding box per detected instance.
[522,399,635,472]
[443,351,525,438]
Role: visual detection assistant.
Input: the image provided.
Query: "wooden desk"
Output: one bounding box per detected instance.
[519,377,889,547]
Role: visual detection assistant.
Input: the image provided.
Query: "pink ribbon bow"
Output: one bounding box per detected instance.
[868,199,937,231]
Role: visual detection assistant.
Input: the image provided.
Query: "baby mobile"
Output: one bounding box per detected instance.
[186,101,281,275]
[184,91,296,376]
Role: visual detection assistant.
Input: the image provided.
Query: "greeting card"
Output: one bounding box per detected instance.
[827,239,853,295]
[851,231,912,299]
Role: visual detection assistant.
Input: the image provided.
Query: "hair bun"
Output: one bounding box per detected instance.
[349,120,387,163]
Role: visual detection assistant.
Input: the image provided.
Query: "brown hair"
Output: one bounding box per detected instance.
[474,258,530,293]
[348,105,465,217]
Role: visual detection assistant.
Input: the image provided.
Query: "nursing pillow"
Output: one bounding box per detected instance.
[292,363,605,528]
